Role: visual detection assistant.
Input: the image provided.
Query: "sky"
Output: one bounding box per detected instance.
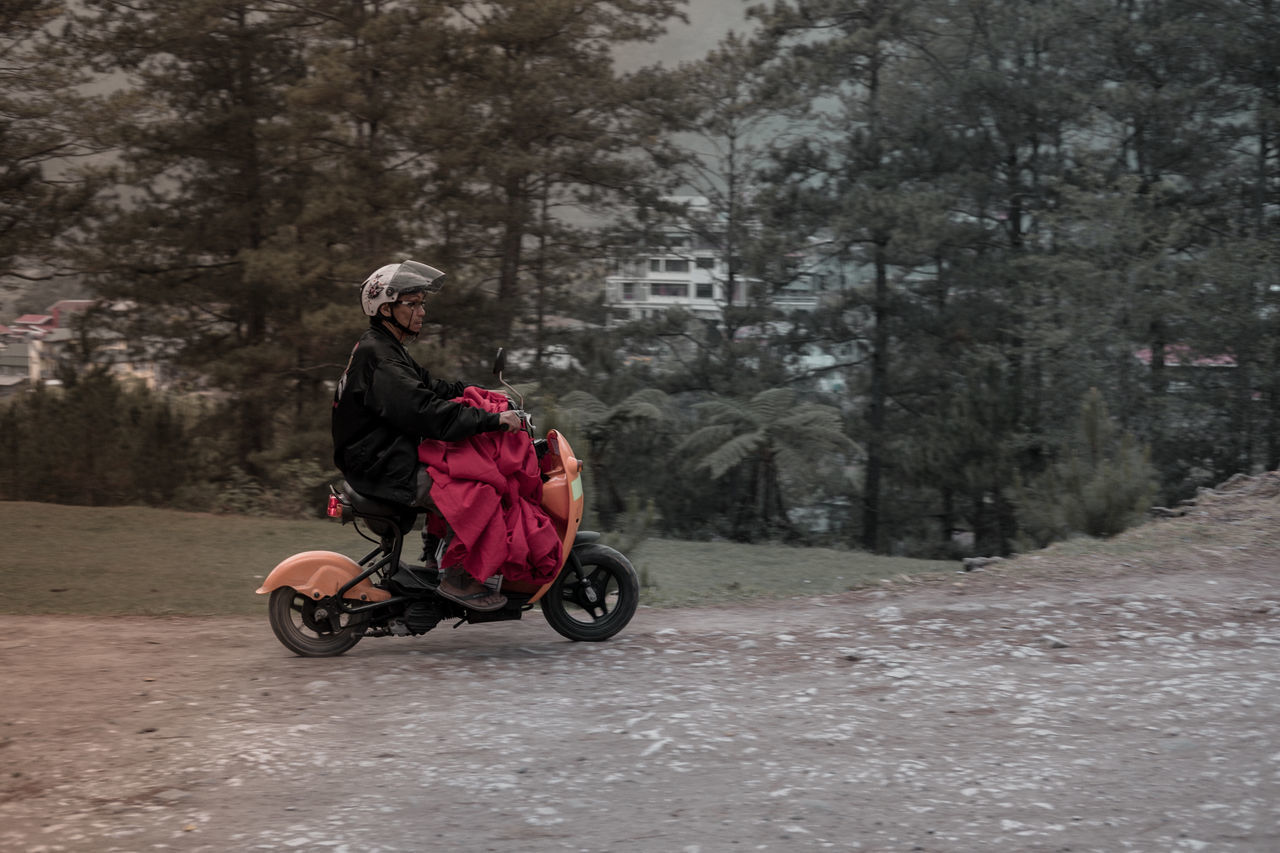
[617,0,759,68]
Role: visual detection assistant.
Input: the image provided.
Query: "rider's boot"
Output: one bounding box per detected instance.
[420,529,442,565]
[436,566,507,612]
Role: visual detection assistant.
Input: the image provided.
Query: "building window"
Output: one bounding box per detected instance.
[649,259,662,272]
[696,256,715,269]
[664,259,690,273]
[695,282,714,299]
[650,282,688,298]
[622,281,638,301]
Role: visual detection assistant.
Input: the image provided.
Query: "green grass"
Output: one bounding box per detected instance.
[1,501,361,616]
[622,537,957,606]
[0,501,958,616]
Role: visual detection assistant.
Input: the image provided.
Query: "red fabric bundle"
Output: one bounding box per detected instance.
[417,387,562,584]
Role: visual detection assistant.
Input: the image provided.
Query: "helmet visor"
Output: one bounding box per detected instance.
[389,260,446,295]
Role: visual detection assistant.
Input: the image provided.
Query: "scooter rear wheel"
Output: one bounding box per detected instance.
[267,587,363,657]
[541,544,639,642]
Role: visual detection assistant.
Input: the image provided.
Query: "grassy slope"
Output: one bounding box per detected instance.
[0,501,957,616]
[627,538,956,607]
[1,502,360,616]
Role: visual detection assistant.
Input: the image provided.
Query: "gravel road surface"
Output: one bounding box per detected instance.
[2,554,1277,852]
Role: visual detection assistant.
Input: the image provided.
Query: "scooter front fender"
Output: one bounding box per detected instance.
[255,550,391,603]
[522,429,585,605]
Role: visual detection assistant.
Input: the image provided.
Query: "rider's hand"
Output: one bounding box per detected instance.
[497,410,523,433]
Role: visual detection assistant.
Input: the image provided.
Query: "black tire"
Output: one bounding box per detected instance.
[267,587,363,657]
[541,544,639,642]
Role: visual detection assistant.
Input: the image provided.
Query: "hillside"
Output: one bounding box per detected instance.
[971,469,1280,587]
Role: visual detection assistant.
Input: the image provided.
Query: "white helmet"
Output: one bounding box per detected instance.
[359,260,446,317]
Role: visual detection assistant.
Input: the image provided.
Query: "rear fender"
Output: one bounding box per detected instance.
[255,550,391,603]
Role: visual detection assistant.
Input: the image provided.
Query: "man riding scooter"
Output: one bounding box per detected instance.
[331,260,522,611]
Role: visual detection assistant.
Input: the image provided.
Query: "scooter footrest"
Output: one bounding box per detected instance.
[389,565,441,591]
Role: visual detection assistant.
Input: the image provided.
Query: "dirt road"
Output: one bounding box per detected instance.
[1,551,1277,852]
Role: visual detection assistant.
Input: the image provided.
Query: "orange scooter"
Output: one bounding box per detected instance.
[255,349,639,657]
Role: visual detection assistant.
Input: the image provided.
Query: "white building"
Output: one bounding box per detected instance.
[602,197,853,323]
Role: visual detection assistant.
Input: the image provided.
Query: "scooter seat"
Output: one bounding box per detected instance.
[341,481,416,520]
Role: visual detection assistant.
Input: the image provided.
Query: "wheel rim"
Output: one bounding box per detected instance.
[556,563,623,626]
[288,593,350,637]
[269,588,361,655]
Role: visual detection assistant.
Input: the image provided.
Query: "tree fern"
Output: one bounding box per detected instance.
[678,387,859,539]
[699,431,764,479]
[559,386,677,528]
[677,422,740,459]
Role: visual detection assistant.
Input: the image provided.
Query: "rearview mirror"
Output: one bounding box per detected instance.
[492,347,506,377]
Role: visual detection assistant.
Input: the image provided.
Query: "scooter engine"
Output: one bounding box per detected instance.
[404,600,444,635]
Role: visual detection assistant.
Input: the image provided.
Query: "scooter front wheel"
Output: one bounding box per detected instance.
[267,587,363,657]
[541,544,639,642]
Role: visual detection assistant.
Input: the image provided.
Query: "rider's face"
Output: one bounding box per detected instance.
[393,297,426,334]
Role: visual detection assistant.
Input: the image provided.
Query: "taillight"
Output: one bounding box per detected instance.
[326,494,345,519]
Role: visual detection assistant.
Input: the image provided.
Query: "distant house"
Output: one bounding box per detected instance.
[1134,345,1237,369]
[11,314,54,335]
[1134,344,1239,396]
[48,300,95,329]
[3,301,93,339]
[0,374,26,397]
[0,340,35,396]
[0,299,171,391]
[89,331,170,389]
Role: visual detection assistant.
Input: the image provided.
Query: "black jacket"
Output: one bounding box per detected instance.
[332,324,501,505]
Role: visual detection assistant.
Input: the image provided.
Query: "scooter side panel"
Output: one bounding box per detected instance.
[255,550,391,602]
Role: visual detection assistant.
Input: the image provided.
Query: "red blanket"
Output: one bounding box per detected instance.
[417,387,562,584]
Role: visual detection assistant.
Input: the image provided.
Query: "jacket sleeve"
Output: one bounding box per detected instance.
[369,357,500,441]
[424,374,468,400]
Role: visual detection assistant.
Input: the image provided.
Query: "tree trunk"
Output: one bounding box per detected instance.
[1230,348,1255,473]
[940,486,956,549]
[1268,338,1280,470]
[533,185,552,369]
[861,238,889,552]
[496,171,526,336]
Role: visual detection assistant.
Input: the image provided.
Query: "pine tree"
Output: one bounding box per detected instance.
[662,32,804,316]
[749,0,957,551]
[0,1,96,282]
[1071,0,1251,492]
[70,0,318,467]
[420,0,687,337]
[1207,0,1280,470]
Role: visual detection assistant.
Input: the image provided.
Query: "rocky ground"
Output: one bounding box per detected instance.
[1,475,1278,852]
